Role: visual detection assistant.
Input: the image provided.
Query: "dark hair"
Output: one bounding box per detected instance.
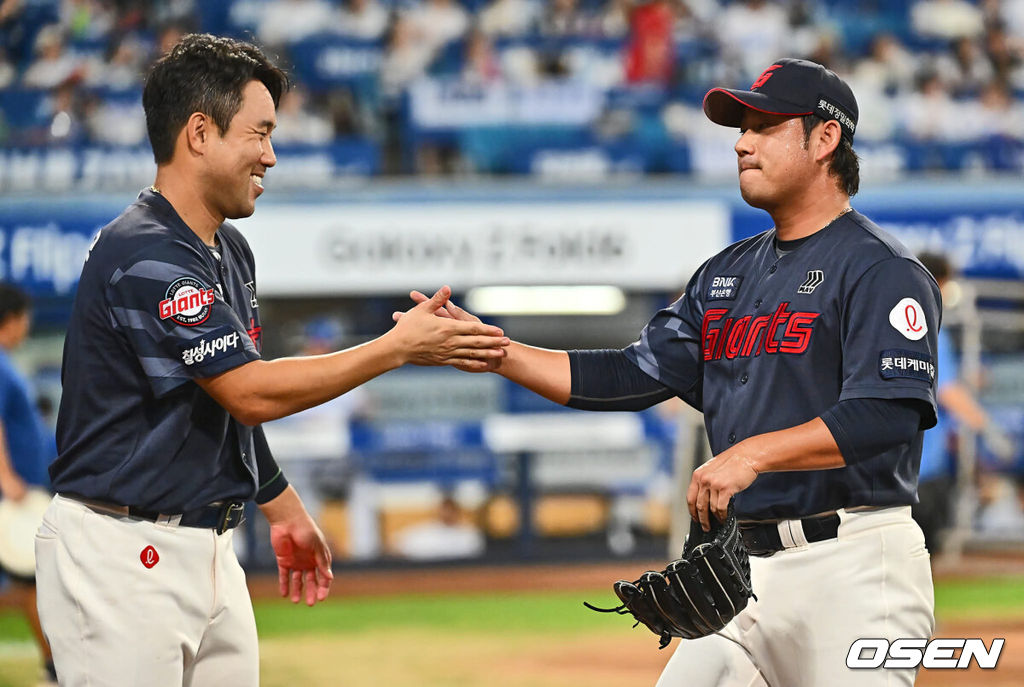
[143,33,288,164]
[0,284,30,324]
[801,114,860,197]
[917,252,952,283]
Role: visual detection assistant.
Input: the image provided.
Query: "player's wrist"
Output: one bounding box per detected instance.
[374,328,412,370]
[739,436,770,474]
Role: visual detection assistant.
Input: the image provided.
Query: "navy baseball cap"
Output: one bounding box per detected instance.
[703,58,858,141]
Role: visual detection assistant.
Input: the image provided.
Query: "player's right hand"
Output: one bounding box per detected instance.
[389,286,509,370]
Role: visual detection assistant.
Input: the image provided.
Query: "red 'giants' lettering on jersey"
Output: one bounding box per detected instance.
[702,302,819,361]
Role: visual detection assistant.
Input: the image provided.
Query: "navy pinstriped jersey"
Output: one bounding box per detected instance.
[625,210,942,521]
[51,189,264,512]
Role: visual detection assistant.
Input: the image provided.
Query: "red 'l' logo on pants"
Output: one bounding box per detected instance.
[140,546,159,569]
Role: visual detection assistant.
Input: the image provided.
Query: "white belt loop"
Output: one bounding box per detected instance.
[156,514,182,527]
[777,519,810,549]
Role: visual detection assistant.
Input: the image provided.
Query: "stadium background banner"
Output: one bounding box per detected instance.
[1,180,1022,304]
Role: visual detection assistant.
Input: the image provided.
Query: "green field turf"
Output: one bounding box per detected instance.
[253,588,626,637]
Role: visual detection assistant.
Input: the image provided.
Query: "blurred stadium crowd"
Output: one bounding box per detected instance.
[4,0,1024,176]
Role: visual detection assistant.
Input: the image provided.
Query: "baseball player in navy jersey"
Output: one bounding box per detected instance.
[35,34,508,687]
[401,58,939,686]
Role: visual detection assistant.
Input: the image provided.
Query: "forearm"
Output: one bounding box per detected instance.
[258,483,307,523]
[496,342,572,405]
[202,334,402,425]
[743,417,846,473]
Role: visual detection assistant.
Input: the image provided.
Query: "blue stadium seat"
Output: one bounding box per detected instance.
[287,34,385,92]
[0,89,49,130]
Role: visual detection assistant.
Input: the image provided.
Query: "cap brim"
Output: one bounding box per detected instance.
[703,88,814,127]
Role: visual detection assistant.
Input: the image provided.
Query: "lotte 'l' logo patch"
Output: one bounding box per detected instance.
[140,545,159,569]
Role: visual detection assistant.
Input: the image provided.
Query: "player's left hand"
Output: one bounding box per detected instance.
[261,486,333,606]
[687,441,762,531]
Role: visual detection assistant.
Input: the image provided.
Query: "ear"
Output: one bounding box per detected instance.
[814,119,842,163]
[183,111,212,156]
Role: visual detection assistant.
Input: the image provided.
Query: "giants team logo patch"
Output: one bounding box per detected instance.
[159,277,215,327]
[140,545,159,569]
[879,349,935,383]
[889,297,928,341]
[707,276,743,301]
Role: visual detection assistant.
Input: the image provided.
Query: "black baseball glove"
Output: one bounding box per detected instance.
[585,503,755,649]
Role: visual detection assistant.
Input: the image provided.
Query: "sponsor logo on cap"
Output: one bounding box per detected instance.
[816,97,856,136]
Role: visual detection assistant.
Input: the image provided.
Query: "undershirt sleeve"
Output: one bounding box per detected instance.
[820,397,925,465]
[253,425,289,504]
[567,349,676,411]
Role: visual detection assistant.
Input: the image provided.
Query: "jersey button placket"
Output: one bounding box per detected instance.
[768,264,777,274]
[740,373,748,385]
[728,432,737,444]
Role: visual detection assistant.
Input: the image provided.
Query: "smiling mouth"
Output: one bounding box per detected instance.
[251,174,264,189]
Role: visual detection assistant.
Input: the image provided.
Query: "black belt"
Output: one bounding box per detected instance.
[739,512,840,557]
[66,494,246,534]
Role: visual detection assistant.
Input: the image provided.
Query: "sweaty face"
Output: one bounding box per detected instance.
[203,80,277,220]
[734,110,815,211]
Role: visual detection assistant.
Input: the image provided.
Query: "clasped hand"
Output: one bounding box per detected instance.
[391,286,507,372]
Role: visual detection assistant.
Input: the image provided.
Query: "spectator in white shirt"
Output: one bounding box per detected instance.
[404,0,469,53]
[478,0,541,38]
[22,25,81,89]
[271,86,336,145]
[911,0,985,41]
[336,0,389,40]
[256,0,334,47]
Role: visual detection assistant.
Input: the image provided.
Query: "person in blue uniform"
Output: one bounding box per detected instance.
[401,58,940,686]
[36,33,508,687]
[913,252,1014,554]
[0,284,56,686]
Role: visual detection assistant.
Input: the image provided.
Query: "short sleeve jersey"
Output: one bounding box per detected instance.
[625,211,942,520]
[51,189,264,512]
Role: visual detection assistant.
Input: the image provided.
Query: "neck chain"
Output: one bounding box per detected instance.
[829,206,853,226]
[774,206,852,238]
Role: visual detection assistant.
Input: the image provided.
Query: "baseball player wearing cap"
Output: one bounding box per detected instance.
[36,34,508,687]
[403,58,939,686]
